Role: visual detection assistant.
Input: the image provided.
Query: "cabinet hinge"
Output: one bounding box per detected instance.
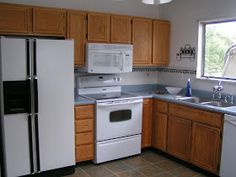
[131,20,133,24]
[86,33,88,40]
[86,15,88,21]
[220,132,223,139]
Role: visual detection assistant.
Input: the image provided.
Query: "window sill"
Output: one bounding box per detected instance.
[196,76,236,84]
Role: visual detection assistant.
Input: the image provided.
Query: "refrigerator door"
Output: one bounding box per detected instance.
[0,38,31,177]
[3,115,31,177]
[35,39,75,172]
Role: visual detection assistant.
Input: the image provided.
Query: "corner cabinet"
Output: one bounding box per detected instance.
[33,7,66,36]
[141,99,153,148]
[67,10,87,66]
[0,3,32,34]
[87,12,110,42]
[152,100,168,151]
[110,15,132,44]
[74,104,94,162]
[132,18,153,66]
[153,20,170,66]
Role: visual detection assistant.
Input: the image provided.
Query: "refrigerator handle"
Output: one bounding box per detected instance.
[33,40,37,76]
[26,39,30,76]
[35,114,41,172]
[27,114,34,173]
[34,78,38,113]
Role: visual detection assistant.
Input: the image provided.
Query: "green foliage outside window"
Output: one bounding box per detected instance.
[204,22,236,77]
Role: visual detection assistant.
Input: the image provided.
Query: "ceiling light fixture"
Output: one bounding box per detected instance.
[142,0,172,5]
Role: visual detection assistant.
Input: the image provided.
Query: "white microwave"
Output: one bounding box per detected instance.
[84,43,133,74]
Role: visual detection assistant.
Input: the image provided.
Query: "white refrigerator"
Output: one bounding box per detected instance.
[0,37,75,177]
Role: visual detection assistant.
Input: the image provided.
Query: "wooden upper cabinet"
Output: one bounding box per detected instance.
[67,11,86,66]
[167,116,192,161]
[191,123,221,174]
[0,3,32,34]
[87,12,110,42]
[132,18,152,66]
[110,15,132,44]
[33,7,66,36]
[153,20,170,66]
[141,99,153,148]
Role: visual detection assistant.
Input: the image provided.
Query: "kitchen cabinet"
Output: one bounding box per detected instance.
[132,18,152,66]
[167,116,192,161]
[74,104,94,162]
[0,3,32,34]
[152,100,168,151]
[168,103,223,174]
[110,15,132,44]
[152,20,170,66]
[67,10,87,66]
[87,12,110,42]
[191,122,221,174]
[141,99,153,148]
[33,7,66,36]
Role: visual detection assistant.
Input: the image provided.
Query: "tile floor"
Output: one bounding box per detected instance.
[66,150,211,177]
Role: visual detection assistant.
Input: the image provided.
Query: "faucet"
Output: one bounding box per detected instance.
[213,81,224,99]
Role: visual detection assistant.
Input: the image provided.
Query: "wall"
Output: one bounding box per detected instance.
[0,0,160,18]
[158,0,236,95]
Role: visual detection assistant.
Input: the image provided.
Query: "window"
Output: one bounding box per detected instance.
[197,19,236,80]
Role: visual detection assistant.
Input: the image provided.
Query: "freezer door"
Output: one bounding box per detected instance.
[1,38,27,81]
[3,114,31,177]
[35,39,75,172]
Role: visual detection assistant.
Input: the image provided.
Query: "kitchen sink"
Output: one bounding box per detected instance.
[200,101,234,108]
[176,96,236,108]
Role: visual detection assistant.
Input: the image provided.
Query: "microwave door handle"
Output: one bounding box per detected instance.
[121,52,126,71]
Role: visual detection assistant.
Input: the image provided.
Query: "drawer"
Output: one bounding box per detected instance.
[76,144,94,162]
[169,103,223,129]
[75,119,93,133]
[154,99,168,113]
[75,132,94,145]
[74,104,94,120]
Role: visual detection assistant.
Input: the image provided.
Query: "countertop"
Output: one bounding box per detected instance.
[74,85,236,116]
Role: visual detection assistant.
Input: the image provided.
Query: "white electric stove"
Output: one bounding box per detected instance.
[77,75,143,164]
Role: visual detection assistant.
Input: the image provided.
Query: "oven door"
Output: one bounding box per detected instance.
[96,98,143,141]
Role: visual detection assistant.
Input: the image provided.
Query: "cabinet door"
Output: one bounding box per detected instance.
[191,123,221,174]
[167,116,191,161]
[153,20,170,66]
[67,11,86,66]
[152,112,168,151]
[132,18,152,66]
[33,7,66,36]
[141,99,153,148]
[87,12,110,42]
[111,15,132,44]
[0,3,31,34]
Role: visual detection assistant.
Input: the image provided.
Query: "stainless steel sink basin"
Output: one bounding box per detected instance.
[176,96,236,108]
[200,101,234,108]
[176,97,211,104]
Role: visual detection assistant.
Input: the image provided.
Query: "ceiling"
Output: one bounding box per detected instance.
[0,0,163,18]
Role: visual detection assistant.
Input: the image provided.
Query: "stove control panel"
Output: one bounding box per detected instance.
[77,75,122,88]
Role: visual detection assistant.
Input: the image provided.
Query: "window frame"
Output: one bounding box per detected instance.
[197,18,236,81]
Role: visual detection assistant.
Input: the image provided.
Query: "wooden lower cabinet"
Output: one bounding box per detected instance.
[74,104,94,162]
[191,122,221,174]
[141,99,153,148]
[152,112,167,151]
[167,116,192,161]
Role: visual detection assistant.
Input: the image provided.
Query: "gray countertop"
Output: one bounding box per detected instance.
[74,85,236,116]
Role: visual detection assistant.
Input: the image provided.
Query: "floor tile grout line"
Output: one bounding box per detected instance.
[78,166,91,177]
[102,164,119,177]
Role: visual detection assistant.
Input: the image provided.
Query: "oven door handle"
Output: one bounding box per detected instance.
[97,99,143,107]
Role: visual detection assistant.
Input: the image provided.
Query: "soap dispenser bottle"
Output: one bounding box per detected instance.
[186,78,192,97]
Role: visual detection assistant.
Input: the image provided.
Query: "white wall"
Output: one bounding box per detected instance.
[0,0,160,18]
[120,71,158,85]
[158,0,236,95]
